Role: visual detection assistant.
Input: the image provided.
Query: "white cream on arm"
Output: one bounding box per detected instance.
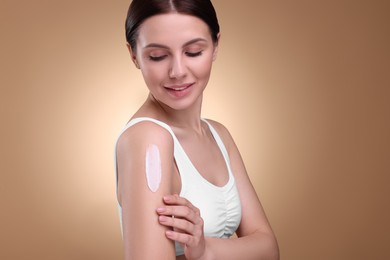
[145,144,162,192]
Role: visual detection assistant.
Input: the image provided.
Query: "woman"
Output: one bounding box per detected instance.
[115,0,279,259]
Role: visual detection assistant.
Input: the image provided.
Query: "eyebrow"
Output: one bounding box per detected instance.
[144,38,208,49]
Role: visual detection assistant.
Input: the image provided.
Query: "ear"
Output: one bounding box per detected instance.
[127,43,140,69]
[212,33,221,62]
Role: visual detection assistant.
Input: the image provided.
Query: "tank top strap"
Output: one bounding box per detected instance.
[201,119,233,175]
[120,117,176,139]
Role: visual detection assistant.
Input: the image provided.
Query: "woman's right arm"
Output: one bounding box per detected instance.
[116,121,176,259]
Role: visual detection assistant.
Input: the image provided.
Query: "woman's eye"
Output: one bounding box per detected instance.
[149,55,167,61]
[186,51,203,57]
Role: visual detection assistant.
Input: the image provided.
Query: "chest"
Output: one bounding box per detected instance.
[178,132,229,188]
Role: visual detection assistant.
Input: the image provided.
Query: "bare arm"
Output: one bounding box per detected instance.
[116,122,176,259]
[205,121,279,260]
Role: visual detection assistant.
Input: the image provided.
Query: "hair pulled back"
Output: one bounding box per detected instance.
[125,0,220,51]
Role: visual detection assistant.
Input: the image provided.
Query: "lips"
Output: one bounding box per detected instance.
[164,83,193,91]
[164,83,194,97]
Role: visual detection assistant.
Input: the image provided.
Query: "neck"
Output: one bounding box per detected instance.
[147,93,204,132]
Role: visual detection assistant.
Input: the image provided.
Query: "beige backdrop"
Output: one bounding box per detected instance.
[1,0,389,259]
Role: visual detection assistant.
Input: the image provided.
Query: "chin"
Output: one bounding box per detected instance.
[159,95,202,112]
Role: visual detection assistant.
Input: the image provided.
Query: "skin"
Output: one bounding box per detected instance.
[117,13,279,260]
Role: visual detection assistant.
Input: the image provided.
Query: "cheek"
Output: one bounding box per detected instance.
[141,64,166,85]
[192,57,213,79]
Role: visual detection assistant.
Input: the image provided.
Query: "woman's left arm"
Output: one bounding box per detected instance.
[203,121,280,260]
[158,121,280,260]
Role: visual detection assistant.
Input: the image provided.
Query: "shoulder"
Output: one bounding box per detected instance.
[204,118,235,150]
[116,120,176,205]
[117,120,174,154]
[204,118,230,136]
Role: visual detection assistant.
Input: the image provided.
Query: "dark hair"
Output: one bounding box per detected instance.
[125,0,220,51]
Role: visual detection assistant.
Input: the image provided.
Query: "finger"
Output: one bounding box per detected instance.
[163,195,201,216]
[165,230,196,247]
[163,194,192,206]
[163,194,187,205]
[158,215,198,234]
[156,206,201,225]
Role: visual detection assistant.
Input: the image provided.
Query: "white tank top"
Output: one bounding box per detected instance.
[115,117,242,256]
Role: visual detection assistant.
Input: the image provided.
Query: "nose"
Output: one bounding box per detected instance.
[169,55,186,79]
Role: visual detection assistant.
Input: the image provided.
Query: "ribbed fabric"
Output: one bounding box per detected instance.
[115,117,242,256]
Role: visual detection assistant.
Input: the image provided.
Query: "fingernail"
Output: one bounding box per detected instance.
[156,207,165,213]
[163,195,171,201]
[166,230,174,237]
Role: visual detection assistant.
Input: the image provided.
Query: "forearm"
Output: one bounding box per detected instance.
[205,232,279,260]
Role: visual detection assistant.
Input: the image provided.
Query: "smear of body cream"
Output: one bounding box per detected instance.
[145,144,162,192]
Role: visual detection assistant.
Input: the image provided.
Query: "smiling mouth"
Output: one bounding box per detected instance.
[164,83,193,91]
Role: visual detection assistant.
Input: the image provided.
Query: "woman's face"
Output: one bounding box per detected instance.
[130,13,219,111]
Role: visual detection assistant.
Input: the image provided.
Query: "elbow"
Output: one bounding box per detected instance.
[264,232,280,260]
[254,230,279,260]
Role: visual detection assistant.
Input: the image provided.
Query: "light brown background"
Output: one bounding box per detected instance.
[1,0,389,259]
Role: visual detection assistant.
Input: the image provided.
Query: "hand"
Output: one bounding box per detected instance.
[157,194,208,260]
